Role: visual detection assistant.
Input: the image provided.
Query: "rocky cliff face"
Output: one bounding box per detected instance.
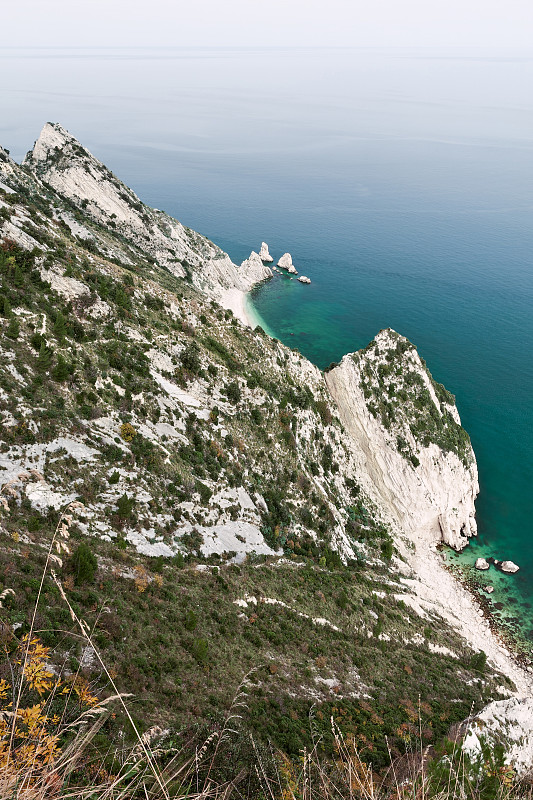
[22,123,270,306]
[325,329,478,550]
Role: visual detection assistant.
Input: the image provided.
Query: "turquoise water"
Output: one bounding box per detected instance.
[2,46,533,646]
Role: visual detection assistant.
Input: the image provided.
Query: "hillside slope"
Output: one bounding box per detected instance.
[0,125,531,778]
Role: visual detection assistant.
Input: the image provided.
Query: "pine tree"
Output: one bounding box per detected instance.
[2,296,11,318]
[36,341,53,372]
[53,311,67,341]
[5,316,20,339]
[51,354,69,382]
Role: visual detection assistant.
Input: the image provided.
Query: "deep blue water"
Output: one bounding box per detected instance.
[2,46,533,646]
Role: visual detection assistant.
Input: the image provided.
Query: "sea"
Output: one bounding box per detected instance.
[2,46,533,651]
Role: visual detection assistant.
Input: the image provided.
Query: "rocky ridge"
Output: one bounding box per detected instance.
[22,123,271,306]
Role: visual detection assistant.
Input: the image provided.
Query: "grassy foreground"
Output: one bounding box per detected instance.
[0,501,530,800]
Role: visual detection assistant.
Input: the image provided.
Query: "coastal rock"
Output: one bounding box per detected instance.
[239,251,273,288]
[483,585,494,593]
[463,697,533,777]
[475,558,490,570]
[500,560,519,573]
[325,329,479,551]
[259,242,273,262]
[297,275,311,284]
[277,253,298,274]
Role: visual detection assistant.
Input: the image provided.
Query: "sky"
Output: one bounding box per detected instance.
[2,0,533,49]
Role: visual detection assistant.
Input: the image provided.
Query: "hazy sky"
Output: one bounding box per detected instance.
[3,0,533,48]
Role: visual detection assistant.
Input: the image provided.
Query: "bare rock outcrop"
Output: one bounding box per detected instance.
[277,252,298,274]
[239,251,273,289]
[325,329,478,550]
[259,242,273,262]
[463,697,533,776]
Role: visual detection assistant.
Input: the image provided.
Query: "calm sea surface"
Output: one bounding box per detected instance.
[2,46,533,647]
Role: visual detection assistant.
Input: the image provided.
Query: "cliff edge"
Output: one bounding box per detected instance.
[23,122,272,309]
[325,328,478,550]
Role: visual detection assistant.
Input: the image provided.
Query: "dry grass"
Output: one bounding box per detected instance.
[0,482,530,800]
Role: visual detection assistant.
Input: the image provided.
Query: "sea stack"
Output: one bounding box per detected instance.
[298,275,311,284]
[278,252,298,274]
[259,242,273,262]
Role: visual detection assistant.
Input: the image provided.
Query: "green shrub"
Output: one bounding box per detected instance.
[180,342,201,373]
[470,650,487,673]
[70,542,97,585]
[52,355,69,382]
[225,381,241,405]
[5,316,20,339]
[191,637,209,664]
[116,493,135,519]
[184,610,198,631]
[381,540,393,560]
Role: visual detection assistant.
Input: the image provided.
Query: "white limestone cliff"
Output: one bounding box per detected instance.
[239,251,273,287]
[463,697,533,776]
[259,242,273,262]
[21,123,270,313]
[277,252,298,274]
[325,329,478,551]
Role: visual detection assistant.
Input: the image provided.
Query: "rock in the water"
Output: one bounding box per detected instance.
[475,558,490,571]
[259,242,273,262]
[277,253,298,274]
[297,275,311,284]
[483,585,494,594]
[501,560,519,573]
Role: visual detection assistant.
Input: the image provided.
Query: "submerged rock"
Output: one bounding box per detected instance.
[500,560,520,573]
[297,275,311,284]
[277,253,298,274]
[475,558,490,570]
[259,242,273,262]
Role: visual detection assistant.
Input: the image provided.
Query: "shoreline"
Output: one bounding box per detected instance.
[221,272,533,697]
[403,532,533,696]
[219,287,253,328]
[445,559,533,669]
[219,286,275,334]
